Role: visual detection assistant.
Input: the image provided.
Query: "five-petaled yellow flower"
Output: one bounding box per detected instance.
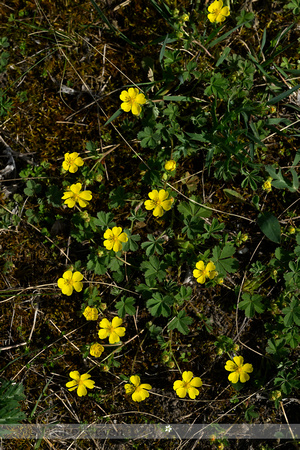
[225,356,253,383]
[262,179,272,192]
[57,270,83,296]
[193,261,217,284]
[144,189,173,217]
[103,227,128,252]
[120,87,146,116]
[62,183,92,208]
[98,317,126,344]
[173,371,202,399]
[90,343,104,358]
[124,375,152,402]
[164,160,177,171]
[208,0,230,23]
[83,306,98,321]
[62,152,84,173]
[66,371,95,397]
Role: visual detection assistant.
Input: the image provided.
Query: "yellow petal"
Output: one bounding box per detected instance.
[130,375,140,387]
[182,371,193,383]
[187,387,199,399]
[228,372,239,383]
[112,317,123,328]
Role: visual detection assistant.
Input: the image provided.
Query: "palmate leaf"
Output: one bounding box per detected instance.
[168,310,193,335]
[282,298,300,327]
[146,293,173,317]
[140,255,167,282]
[0,380,26,424]
[239,293,265,318]
[212,243,239,276]
[115,296,136,318]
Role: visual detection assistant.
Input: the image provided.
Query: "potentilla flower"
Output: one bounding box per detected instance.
[193,261,217,284]
[207,0,230,23]
[144,189,173,217]
[98,317,126,344]
[262,179,272,192]
[124,375,152,402]
[83,306,98,321]
[120,87,146,116]
[66,371,95,396]
[103,227,128,252]
[164,160,177,171]
[90,343,104,358]
[61,183,92,208]
[57,270,83,296]
[225,356,253,383]
[62,152,84,173]
[173,371,202,399]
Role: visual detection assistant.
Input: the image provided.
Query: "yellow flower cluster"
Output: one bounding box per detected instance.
[61,183,92,208]
[120,88,146,116]
[225,356,253,383]
[103,227,128,252]
[262,178,272,192]
[193,261,217,284]
[62,152,84,173]
[57,270,83,296]
[98,317,126,344]
[207,0,230,23]
[144,189,173,218]
[173,371,202,399]
[125,375,152,402]
[83,306,98,321]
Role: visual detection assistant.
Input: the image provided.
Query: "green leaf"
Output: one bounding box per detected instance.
[140,255,166,282]
[138,126,161,148]
[174,286,192,306]
[141,234,164,256]
[282,298,300,327]
[104,108,123,126]
[267,83,300,105]
[115,296,136,318]
[245,405,259,422]
[212,243,239,276]
[94,211,115,229]
[0,380,26,424]
[257,211,281,243]
[146,293,173,317]
[168,310,193,335]
[122,229,140,252]
[223,188,246,203]
[239,293,265,318]
[108,186,129,209]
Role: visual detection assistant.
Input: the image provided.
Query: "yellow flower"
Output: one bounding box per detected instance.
[62,152,84,173]
[144,189,173,217]
[98,317,126,344]
[61,183,92,208]
[208,0,230,23]
[120,87,146,116]
[124,375,152,402]
[173,371,202,399]
[225,356,253,383]
[262,180,272,192]
[164,160,176,171]
[90,343,104,358]
[193,261,217,284]
[83,306,98,321]
[103,227,128,252]
[57,270,83,296]
[288,226,296,234]
[66,371,95,396]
